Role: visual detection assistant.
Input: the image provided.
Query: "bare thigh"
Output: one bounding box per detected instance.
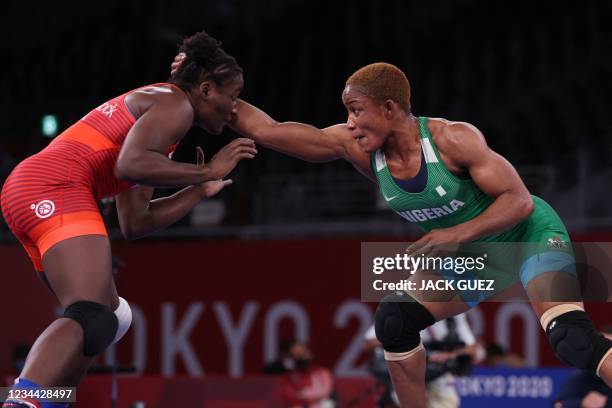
[18,235,119,386]
[42,234,118,309]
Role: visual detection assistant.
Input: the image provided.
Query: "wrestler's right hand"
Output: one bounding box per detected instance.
[205,138,257,180]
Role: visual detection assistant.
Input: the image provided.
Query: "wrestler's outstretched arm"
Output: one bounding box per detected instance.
[230,100,347,162]
[230,100,373,179]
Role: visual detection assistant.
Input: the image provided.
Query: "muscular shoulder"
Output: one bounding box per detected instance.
[428,118,488,167]
[323,123,373,178]
[126,85,193,124]
[321,123,350,141]
[323,124,362,157]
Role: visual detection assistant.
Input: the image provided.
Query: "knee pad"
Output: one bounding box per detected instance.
[375,291,436,360]
[113,297,132,344]
[546,309,612,374]
[64,301,118,356]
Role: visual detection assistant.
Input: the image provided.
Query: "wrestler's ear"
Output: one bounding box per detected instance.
[199,81,210,98]
[384,100,396,119]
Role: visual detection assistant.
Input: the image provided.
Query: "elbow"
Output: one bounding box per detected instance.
[119,223,139,241]
[251,121,279,143]
[121,226,147,241]
[519,195,534,220]
[119,216,146,240]
[115,156,144,183]
[122,231,137,241]
[115,158,134,182]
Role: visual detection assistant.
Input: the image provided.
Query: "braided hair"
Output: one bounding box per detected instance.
[170,31,243,89]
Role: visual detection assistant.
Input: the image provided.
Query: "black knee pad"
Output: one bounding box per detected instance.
[374,291,436,352]
[546,310,612,373]
[64,301,118,357]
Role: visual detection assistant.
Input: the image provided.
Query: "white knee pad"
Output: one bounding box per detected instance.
[113,297,132,343]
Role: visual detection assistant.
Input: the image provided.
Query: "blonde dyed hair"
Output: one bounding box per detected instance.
[346,62,411,112]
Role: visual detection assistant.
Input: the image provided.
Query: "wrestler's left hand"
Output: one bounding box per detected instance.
[195,146,233,198]
[405,227,466,258]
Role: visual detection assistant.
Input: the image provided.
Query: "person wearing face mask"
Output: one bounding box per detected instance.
[279,341,336,408]
[264,339,302,374]
[0,30,256,408]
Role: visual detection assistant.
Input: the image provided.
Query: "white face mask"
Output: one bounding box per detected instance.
[282,357,295,370]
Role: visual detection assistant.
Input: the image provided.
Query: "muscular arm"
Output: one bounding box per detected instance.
[116,143,232,240]
[441,123,534,241]
[116,180,227,239]
[115,91,218,186]
[115,184,204,240]
[231,100,373,177]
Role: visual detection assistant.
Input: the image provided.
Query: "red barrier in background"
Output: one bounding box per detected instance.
[1,237,611,379]
[75,375,376,408]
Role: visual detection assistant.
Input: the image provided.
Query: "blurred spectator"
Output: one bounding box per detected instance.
[420,315,485,407]
[482,342,526,368]
[553,326,612,408]
[363,329,400,408]
[263,339,301,375]
[364,313,484,408]
[271,340,335,408]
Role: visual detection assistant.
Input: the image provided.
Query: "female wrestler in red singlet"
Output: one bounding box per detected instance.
[0,31,256,406]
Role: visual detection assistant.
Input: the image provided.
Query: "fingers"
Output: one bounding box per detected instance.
[214,178,233,195]
[207,138,258,179]
[406,235,430,257]
[406,233,459,259]
[170,53,187,76]
[239,146,258,155]
[223,138,257,157]
[196,147,205,167]
[172,53,186,65]
[407,239,439,258]
[237,152,256,160]
[228,137,256,148]
[201,178,233,198]
[234,138,257,155]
